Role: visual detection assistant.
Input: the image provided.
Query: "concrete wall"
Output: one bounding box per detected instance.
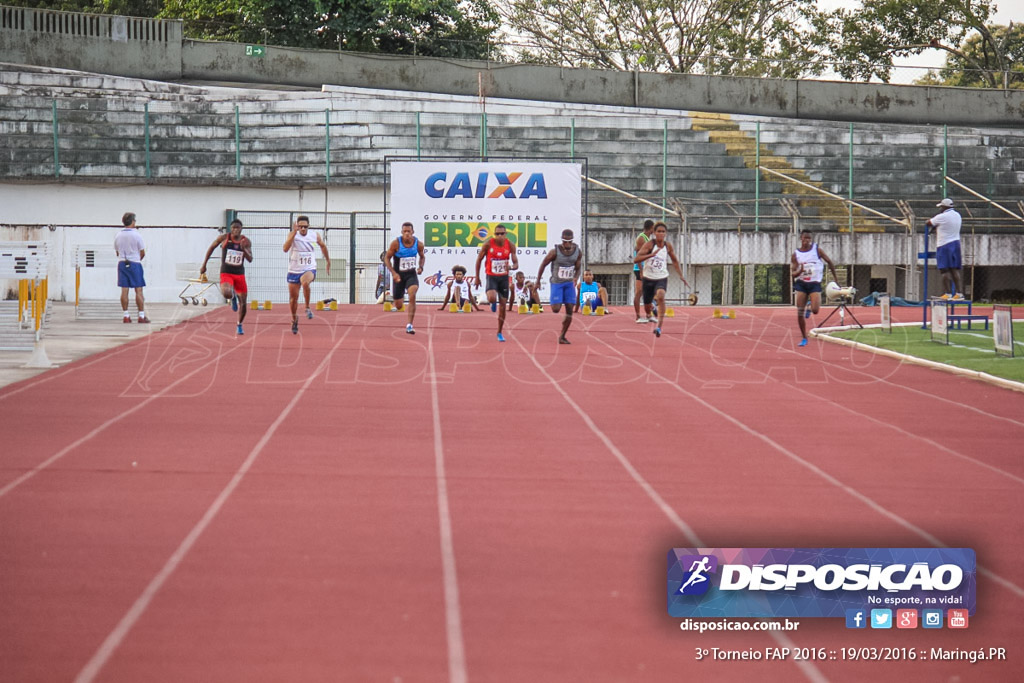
[2,4,1023,126]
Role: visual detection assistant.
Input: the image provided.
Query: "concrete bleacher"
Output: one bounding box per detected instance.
[2,62,1024,234]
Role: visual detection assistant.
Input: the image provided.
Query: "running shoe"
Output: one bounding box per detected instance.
[653,327,661,337]
[648,315,658,323]
[406,323,415,335]
[137,317,150,324]
[306,308,313,319]
[123,315,131,324]
[292,320,298,335]
[231,294,238,312]
[799,338,808,347]
[952,293,965,300]
[491,302,497,312]
[558,337,571,345]
[940,293,952,300]
[237,324,244,335]
[497,333,506,342]
[804,306,811,319]
[635,317,647,324]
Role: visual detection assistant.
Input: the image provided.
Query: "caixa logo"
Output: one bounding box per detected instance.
[425,172,548,199]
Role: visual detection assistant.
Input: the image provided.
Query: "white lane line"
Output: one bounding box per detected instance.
[427,325,468,683]
[592,329,1024,600]
[0,329,261,500]
[511,335,828,683]
[74,330,348,683]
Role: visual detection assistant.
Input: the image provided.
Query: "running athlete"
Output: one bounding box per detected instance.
[633,222,688,338]
[790,228,838,347]
[537,229,583,344]
[575,270,611,314]
[200,218,252,335]
[508,271,540,312]
[384,221,426,334]
[282,215,331,335]
[633,219,656,323]
[474,224,519,342]
[438,264,480,312]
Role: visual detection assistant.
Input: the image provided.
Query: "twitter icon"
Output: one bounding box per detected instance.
[870,609,892,629]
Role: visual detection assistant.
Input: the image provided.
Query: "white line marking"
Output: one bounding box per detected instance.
[427,326,468,683]
[74,331,348,683]
[0,331,260,500]
[511,335,828,683]
[592,331,1024,600]
[0,346,132,400]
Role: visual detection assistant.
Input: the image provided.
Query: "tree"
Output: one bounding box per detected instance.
[818,0,1018,86]
[159,0,500,59]
[498,0,826,77]
[925,23,1024,89]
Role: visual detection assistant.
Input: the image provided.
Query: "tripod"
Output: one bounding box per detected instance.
[816,299,863,329]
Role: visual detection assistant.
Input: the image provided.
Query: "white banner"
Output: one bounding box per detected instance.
[390,161,582,302]
[931,301,948,343]
[880,294,891,333]
[993,305,1015,357]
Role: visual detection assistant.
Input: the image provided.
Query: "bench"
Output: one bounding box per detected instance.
[947,314,989,330]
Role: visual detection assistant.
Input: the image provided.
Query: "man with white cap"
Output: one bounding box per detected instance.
[927,198,964,300]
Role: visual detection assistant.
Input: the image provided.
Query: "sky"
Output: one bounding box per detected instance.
[816,0,1024,69]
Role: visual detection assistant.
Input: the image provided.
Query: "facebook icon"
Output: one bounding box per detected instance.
[845,609,867,629]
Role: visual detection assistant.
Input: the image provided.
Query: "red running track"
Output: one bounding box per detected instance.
[1,304,1021,682]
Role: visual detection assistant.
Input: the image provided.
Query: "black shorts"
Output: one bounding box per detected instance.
[793,280,823,295]
[642,278,668,306]
[393,271,419,300]
[486,275,510,300]
[634,269,643,282]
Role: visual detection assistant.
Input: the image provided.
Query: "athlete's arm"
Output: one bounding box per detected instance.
[535,248,555,284]
[790,253,802,279]
[633,240,654,264]
[667,243,689,286]
[473,239,489,289]
[241,236,253,262]
[817,246,839,282]
[417,238,425,274]
[439,281,452,309]
[573,250,583,285]
[510,242,519,271]
[282,222,298,252]
[316,233,331,275]
[199,234,227,274]
[385,240,401,282]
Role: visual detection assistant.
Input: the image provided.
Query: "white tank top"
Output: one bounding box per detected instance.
[451,280,470,299]
[643,244,669,279]
[514,282,531,301]
[794,243,824,283]
[288,230,318,274]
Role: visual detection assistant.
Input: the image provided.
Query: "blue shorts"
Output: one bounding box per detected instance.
[287,270,316,284]
[549,281,576,305]
[117,261,145,288]
[936,241,962,270]
[793,280,822,295]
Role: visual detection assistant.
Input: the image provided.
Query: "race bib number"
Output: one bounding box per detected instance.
[650,256,665,271]
[557,266,575,280]
[298,253,314,268]
[491,259,508,275]
[581,291,597,303]
[399,256,417,271]
[800,265,813,282]
[225,250,244,266]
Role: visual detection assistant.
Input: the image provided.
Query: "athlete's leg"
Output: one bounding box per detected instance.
[795,290,809,340]
[407,283,419,327]
[288,281,301,322]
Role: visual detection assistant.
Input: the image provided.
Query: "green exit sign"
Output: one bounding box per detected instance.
[245,45,266,58]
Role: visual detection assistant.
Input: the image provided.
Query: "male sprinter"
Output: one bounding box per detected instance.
[633,219,656,323]
[576,270,612,314]
[537,229,582,344]
[439,265,481,312]
[385,221,426,334]
[634,222,688,338]
[790,228,838,347]
[200,218,253,335]
[283,215,331,335]
[474,224,518,342]
[509,271,540,312]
